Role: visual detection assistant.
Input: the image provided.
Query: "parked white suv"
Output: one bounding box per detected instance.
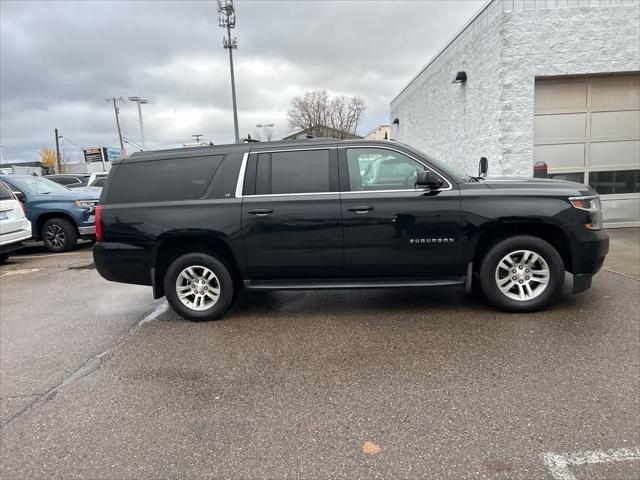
[0,180,32,263]
[87,171,108,189]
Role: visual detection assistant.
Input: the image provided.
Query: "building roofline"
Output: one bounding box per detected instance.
[391,0,496,104]
[282,125,363,139]
[364,124,390,134]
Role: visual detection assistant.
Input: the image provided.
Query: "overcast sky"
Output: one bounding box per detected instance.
[0,0,484,163]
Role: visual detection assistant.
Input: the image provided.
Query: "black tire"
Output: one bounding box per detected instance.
[479,235,564,312]
[164,252,235,322]
[0,253,9,264]
[42,218,78,252]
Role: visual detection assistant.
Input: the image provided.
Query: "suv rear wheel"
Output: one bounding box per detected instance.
[479,235,564,312]
[164,252,235,321]
[42,218,78,252]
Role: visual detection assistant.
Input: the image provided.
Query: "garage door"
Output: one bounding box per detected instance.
[534,74,640,227]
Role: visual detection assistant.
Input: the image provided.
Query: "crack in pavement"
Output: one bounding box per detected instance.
[0,300,169,429]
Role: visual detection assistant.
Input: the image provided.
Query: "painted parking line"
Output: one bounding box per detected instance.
[16,252,85,259]
[0,268,42,276]
[543,447,640,480]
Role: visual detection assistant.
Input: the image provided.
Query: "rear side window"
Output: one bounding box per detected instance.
[255,150,330,195]
[106,155,223,203]
[0,181,13,200]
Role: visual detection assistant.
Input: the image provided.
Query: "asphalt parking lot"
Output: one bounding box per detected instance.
[1,232,639,479]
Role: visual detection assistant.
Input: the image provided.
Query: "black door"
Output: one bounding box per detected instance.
[339,146,463,278]
[241,147,343,279]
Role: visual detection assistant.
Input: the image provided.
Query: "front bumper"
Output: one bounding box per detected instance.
[570,228,609,274]
[570,228,609,294]
[78,225,96,236]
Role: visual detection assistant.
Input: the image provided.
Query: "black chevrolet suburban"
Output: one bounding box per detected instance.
[93,139,609,321]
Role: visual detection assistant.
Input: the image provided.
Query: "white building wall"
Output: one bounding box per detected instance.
[391,0,640,176]
[499,3,640,174]
[391,0,505,176]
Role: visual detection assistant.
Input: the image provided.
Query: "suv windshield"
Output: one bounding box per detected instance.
[9,176,70,195]
[397,142,469,183]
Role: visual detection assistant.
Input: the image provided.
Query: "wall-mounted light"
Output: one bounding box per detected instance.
[452,71,467,84]
[392,118,400,125]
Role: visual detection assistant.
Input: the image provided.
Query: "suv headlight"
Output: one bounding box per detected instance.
[74,200,98,212]
[569,195,602,230]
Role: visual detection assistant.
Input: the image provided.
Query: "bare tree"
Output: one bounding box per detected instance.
[261,124,274,141]
[254,124,275,141]
[287,90,366,137]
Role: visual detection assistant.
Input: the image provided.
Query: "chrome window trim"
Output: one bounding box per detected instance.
[235,147,335,198]
[234,152,250,198]
[234,144,454,198]
[243,191,339,198]
[339,144,453,192]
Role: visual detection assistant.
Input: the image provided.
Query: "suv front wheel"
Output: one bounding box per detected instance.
[42,218,78,252]
[479,235,564,312]
[164,252,235,321]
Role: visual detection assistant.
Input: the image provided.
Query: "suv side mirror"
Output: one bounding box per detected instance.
[416,170,443,189]
[12,190,26,202]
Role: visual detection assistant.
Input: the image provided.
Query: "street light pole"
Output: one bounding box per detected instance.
[218,0,239,143]
[128,96,149,149]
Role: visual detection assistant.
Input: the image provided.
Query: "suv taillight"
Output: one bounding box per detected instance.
[95,204,103,241]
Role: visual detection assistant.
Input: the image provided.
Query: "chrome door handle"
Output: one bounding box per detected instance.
[248,208,273,216]
[347,205,374,213]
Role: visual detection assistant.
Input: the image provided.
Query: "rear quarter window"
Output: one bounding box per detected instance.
[105,155,223,204]
[0,181,13,200]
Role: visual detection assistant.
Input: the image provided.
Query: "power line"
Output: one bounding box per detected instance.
[60,136,86,152]
[122,136,144,151]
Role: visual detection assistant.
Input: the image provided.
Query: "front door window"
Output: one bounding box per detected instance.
[346,148,426,191]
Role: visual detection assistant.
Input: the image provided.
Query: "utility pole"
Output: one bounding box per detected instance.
[218,0,239,143]
[106,97,126,156]
[128,96,149,149]
[192,134,203,144]
[54,128,62,173]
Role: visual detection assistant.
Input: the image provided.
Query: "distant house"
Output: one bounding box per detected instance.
[364,125,390,140]
[282,126,362,141]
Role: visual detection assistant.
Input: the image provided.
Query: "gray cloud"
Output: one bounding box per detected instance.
[0,0,483,162]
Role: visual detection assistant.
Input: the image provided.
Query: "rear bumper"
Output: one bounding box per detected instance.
[0,229,32,247]
[0,225,32,254]
[0,239,29,255]
[93,242,152,286]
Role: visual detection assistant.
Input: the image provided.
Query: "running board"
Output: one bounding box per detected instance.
[244,277,465,291]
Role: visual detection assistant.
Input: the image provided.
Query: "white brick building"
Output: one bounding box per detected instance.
[391,0,640,226]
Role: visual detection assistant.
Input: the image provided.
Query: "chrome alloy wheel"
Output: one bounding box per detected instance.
[175,265,221,311]
[494,249,550,302]
[45,224,65,249]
